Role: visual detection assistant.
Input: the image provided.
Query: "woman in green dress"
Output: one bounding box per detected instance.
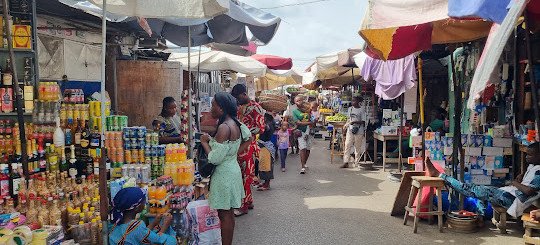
[200,92,251,245]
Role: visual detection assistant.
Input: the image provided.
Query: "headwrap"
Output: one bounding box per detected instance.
[111,187,146,224]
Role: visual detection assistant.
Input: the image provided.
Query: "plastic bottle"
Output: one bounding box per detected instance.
[179,143,187,162]
[90,219,99,245]
[53,118,65,149]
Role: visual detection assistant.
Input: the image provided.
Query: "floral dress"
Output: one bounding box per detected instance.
[208,124,251,210]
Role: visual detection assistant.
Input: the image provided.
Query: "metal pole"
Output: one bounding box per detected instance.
[524,10,540,138]
[418,58,426,167]
[398,94,404,172]
[2,0,28,177]
[450,47,464,210]
[100,1,108,244]
[187,27,193,158]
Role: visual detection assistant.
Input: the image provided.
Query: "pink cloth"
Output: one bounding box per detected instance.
[360,53,417,100]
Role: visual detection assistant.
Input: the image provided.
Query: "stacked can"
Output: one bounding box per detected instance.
[106,115,129,132]
[104,131,125,178]
[123,126,147,165]
[144,141,165,180]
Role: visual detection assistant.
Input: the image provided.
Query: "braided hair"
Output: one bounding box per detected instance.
[213,92,242,136]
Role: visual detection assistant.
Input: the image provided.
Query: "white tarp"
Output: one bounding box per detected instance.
[168,50,267,77]
[87,0,229,18]
[467,0,529,109]
[360,0,449,30]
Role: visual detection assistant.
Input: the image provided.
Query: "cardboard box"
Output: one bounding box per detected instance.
[484,156,495,170]
[465,147,482,156]
[410,136,422,148]
[483,147,504,156]
[471,169,484,175]
[12,25,31,49]
[471,174,491,185]
[494,156,504,168]
[381,126,398,135]
[492,127,505,138]
[493,137,513,147]
[483,135,493,147]
[503,148,513,155]
[494,168,510,174]
[444,146,453,156]
[425,132,440,141]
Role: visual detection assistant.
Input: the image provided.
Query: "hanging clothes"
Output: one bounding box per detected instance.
[360,54,417,100]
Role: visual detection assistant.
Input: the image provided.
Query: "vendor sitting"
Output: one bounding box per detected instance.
[425,143,540,226]
[153,97,184,144]
[427,108,448,133]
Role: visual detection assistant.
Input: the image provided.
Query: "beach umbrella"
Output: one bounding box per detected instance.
[168,50,267,77]
[87,0,229,18]
[358,0,493,60]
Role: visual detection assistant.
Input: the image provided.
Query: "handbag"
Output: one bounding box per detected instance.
[196,143,215,178]
[294,129,303,138]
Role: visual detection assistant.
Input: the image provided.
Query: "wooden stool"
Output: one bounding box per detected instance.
[492,206,508,234]
[522,213,540,245]
[403,176,445,233]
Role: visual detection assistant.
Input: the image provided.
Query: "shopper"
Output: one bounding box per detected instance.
[199,92,251,245]
[277,121,290,172]
[292,95,316,174]
[257,113,276,191]
[284,94,299,154]
[109,187,176,245]
[424,143,540,225]
[153,97,184,144]
[231,84,265,216]
[342,95,366,168]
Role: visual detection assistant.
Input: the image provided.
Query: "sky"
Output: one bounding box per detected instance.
[241,0,368,71]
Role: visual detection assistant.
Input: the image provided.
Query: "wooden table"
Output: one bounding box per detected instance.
[373,132,409,171]
[320,111,334,125]
[329,121,347,164]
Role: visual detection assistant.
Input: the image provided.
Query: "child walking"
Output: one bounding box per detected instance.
[277,121,290,172]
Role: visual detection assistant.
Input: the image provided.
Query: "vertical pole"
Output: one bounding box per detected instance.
[450,47,464,210]
[418,58,426,166]
[398,94,404,172]
[113,59,118,113]
[99,1,108,244]
[187,27,193,158]
[524,10,540,138]
[2,0,28,177]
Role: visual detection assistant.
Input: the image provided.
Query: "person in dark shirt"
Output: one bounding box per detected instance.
[257,113,276,191]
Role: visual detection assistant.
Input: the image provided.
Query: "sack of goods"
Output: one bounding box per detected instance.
[258,91,288,112]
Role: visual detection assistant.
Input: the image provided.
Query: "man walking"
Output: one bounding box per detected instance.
[342,94,365,168]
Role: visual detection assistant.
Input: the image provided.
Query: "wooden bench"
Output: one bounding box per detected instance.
[492,206,508,234]
[522,213,540,245]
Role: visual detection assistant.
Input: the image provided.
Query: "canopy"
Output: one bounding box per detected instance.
[256,68,302,91]
[251,54,293,70]
[87,0,229,18]
[168,50,267,77]
[209,42,258,56]
[358,0,492,60]
[467,0,530,109]
[337,47,364,67]
[61,0,281,47]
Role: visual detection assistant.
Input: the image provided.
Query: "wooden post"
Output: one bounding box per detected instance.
[418,58,426,167]
[398,94,404,172]
[450,47,464,210]
[524,10,540,137]
[2,0,28,177]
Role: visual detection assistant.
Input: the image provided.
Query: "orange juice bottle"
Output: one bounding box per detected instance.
[171,163,178,185]
[157,183,167,200]
[165,144,173,163]
[148,183,156,200]
[179,143,186,162]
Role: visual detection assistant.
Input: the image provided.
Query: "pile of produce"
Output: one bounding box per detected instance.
[287,87,307,93]
[320,108,333,113]
[307,90,319,96]
[326,113,349,121]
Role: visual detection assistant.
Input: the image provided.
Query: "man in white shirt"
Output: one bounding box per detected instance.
[342,95,365,168]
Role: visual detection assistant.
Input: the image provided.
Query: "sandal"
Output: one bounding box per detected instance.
[234,209,248,217]
[257,186,270,191]
[247,204,254,210]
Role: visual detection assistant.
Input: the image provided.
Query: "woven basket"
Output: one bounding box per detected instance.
[259,93,288,112]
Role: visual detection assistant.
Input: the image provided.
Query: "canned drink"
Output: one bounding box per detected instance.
[138,149,145,162]
[135,166,142,184]
[94,101,102,117]
[124,150,132,164]
[114,132,122,148]
[106,116,113,131]
[137,138,145,149]
[104,132,111,148]
[95,117,102,133]
[123,141,131,151]
[128,165,137,179]
[108,148,117,162]
[121,165,129,176]
[144,146,151,157]
[159,145,166,157]
[130,138,138,150]
[131,149,139,163]
[141,165,150,184]
[145,156,152,165]
[152,133,159,146]
[118,116,128,130]
[146,134,152,146]
[151,146,158,157]
[136,126,147,139]
[123,127,131,139]
[117,149,124,163]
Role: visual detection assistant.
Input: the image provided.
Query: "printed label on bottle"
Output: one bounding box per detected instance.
[54,219,62,226]
[39,159,46,169]
[3,74,12,86]
[90,138,99,147]
[0,180,8,196]
[81,139,89,148]
[49,156,58,165]
[68,168,78,178]
[65,129,72,145]
[75,133,81,145]
[12,178,20,195]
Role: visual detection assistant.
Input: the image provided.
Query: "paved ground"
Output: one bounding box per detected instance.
[233,138,524,245]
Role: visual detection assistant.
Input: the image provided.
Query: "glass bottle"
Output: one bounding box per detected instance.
[26,195,38,224]
[49,195,62,226]
[38,138,46,172]
[38,199,50,227]
[48,144,59,173]
[60,146,68,172]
